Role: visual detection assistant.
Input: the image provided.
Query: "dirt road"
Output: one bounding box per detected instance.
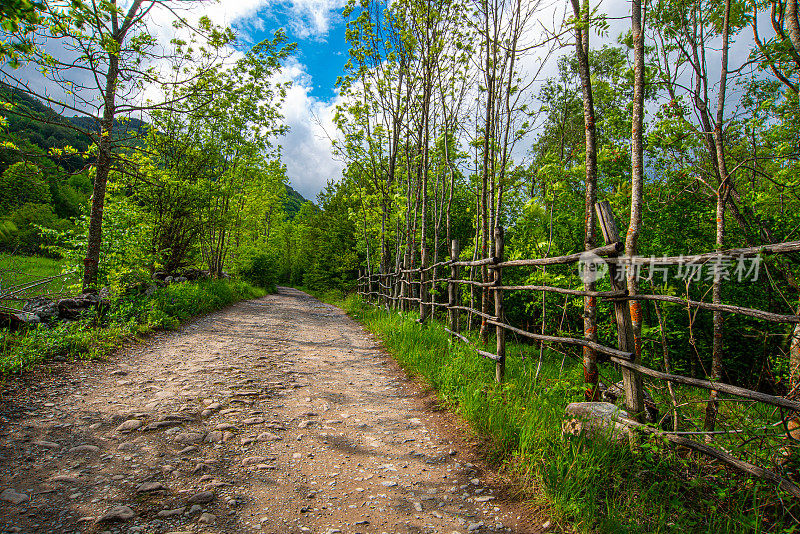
[0,287,537,534]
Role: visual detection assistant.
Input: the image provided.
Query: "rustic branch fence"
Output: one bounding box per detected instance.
[356,201,800,498]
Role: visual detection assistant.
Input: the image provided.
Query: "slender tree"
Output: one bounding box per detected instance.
[1,0,233,290]
[571,0,600,400]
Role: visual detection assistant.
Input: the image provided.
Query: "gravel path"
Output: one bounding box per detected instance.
[0,287,538,534]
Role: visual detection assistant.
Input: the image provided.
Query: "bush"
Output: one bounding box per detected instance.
[237,252,278,291]
[0,203,73,255]
[0,162,51,211]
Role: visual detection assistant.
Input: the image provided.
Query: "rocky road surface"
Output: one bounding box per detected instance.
[0,287,538,534]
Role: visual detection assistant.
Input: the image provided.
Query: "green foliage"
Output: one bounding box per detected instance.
[0,279,263,373]
[0,161,50,210]
[0,88,91,173]
[283,184,309,219]
[47,190,153,291]
[0,202,73,255]
[236,251,278,292]
[0,0,42,66]
[285,184,359,291]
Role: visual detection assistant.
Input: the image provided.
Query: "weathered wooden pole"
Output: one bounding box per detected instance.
[595,201,644,420]
[391,271,398,310]
[493,227,506,383]
[358,269,363,297]
[419,266,428,323]
[448,239,460,335]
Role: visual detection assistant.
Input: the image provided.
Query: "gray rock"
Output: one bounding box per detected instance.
[173,432,204,444]
[467,521,484,532]
[562,402,635,443]
[135,482,166,493]
[0,310,39,330]
[49,474,81,484]
[205,431,224,443]
[69,444,100,454]
[0,489,29,504]
[241,456,274,467]
[157,507,185,518]
[33,440,60,449]
[198,512,216,524]
[57,295,100,320]
[116,419,143,433]
[187,491,215,504]
[23,297,59,323]
[257,432,281,442]
[242,417,265,425]
[97,505,136,522]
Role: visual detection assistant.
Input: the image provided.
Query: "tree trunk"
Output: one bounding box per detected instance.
[572,0,600,400]
[704,0,732,440]
[626,0,645,361]
[82,54,119,292]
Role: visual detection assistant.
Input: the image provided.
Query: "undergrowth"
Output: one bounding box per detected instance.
[317,292,799,534]
[0,279,265,374]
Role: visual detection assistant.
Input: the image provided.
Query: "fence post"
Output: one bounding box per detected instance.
[493,226,506,383]
[391,271,397,310]
[398,263,405,311]
[419,261,429,324]
[449,239,460,335]
[358,269,363,297]
[595,201,645,420]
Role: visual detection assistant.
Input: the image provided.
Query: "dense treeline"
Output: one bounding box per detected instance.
[0,1,313,294]
[294,0,800,418]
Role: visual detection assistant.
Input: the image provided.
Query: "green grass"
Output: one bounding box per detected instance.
[317,292,799,534]
[0,278,265,374]
[0,254,79,309]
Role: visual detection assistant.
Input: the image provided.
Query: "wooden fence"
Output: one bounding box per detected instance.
[356,201,800,498]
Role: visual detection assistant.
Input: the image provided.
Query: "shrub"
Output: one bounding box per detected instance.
[237,252,278,291]
[0,162,51,211]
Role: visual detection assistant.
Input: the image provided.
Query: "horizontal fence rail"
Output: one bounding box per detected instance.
[356,201,800,498]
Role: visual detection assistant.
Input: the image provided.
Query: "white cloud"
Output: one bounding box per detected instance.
[278,58,344,200]
[285,0,348,40]
[146,0,347,200]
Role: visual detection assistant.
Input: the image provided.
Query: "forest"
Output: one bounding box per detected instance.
[2,0,800,531]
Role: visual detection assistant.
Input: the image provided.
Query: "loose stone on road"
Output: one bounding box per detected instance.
[0,287,537,533]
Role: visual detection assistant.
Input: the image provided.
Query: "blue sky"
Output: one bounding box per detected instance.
[234,4,350,101]
[156,0,355,201]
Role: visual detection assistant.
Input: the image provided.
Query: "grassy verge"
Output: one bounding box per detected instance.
[313,291,797,534]
[0,254,78,309]
[0,278,265,374]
